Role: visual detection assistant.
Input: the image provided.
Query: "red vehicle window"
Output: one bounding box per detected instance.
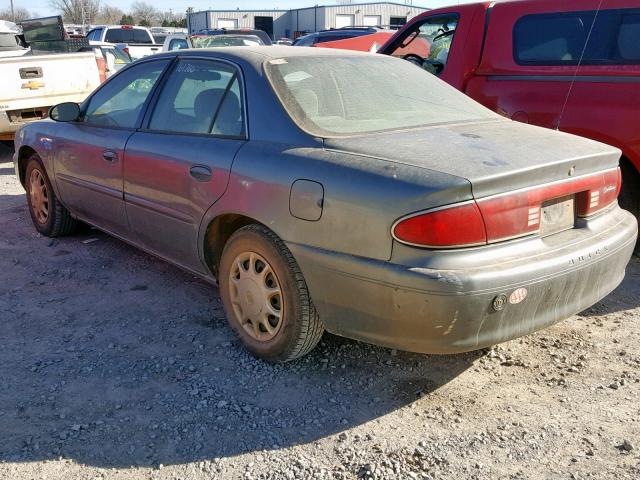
[514,8,640,66]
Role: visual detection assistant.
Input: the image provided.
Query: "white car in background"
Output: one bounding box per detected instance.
[86,25,161,60]
[162,33,265,52]
[0,19,102,140]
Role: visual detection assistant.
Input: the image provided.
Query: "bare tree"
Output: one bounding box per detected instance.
[131,1,158,26]
[0,6,35,22]
[97,5,124,25]
[48,0,101,24]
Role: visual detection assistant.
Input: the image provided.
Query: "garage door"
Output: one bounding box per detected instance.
[363,15,381,27]
[335,14,355,29]
[218,18,238,29]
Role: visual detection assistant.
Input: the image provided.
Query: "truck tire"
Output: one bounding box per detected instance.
[619,160,640,255]
[25,154,78,237]
[218,224,324,362]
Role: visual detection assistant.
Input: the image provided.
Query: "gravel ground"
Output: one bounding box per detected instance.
[1,142,639,480]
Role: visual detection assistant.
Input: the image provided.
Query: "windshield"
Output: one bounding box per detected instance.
[0,32,22,51]
[191,35,262,48]
[264,55,496,136]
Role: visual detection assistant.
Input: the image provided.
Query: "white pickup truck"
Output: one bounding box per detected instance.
[86,25,161,60]
[0,20,101,140]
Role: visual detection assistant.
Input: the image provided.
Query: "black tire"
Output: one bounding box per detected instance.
[218,224,324,362]
[25,154,78,237]
[619,160,640,255]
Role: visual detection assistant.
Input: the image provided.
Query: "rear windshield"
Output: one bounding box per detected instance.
[191,35,263,48]
[105,28,152,44]
[264,55,496,137]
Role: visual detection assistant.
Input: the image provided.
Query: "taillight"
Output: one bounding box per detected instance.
[392,201,487,248]
[393,167,621,249]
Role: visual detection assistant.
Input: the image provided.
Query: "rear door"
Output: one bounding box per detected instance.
[466,0,603,127]
[123,57,247,272]
[54,58,170,237]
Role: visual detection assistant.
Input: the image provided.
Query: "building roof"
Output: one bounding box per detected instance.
[190,2,429,15]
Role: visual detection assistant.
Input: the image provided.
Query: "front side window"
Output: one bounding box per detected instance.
[148,59,245,137]
[86,28,102,41]
[265,55,495,136]
[514,8,640,65]
[84,59,169,128]
[169,38,189,50]
[386,15,459,76]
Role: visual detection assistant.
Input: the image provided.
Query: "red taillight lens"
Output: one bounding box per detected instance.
[477,167,621,242]
[392,201,487,248]
[575,168,621,217]
[393,168,620,249]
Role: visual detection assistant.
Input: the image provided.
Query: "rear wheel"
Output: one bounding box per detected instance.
[25,155,78,237]
[218,224,324,362]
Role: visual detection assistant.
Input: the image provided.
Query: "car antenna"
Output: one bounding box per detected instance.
[556,0,604,131]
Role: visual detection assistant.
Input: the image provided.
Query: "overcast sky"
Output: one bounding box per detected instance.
[11,0,478,18]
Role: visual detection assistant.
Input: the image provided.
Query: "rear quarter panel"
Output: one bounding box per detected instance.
[198,142,471,262]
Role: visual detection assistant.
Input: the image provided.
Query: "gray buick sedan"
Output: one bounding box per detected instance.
[13,47,638,362]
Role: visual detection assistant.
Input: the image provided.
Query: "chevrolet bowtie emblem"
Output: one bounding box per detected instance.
[21,80,45,90]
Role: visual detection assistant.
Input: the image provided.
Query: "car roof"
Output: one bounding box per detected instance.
[153,45,373,65]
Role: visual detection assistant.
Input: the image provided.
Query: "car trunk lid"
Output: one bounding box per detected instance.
[324,119,621,199]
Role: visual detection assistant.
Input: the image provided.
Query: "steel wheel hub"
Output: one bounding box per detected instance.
[229,251,283,341]
[29,168,49,224]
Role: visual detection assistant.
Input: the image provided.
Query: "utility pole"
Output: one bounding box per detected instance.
[10,0,15,22]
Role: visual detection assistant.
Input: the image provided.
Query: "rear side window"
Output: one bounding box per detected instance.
[147,59,245,137]
[514,8,640,65]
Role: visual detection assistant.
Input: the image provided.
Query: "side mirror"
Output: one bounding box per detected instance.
[49,102,80,122]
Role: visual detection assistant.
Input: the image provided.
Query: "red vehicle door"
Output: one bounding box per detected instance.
[558,0,640,172]
[380,3,487,91]
[465,0,605,128]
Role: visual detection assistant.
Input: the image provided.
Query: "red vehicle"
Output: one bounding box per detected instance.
[380,0,640,253]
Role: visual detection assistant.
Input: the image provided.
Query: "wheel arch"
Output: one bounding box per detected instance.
[202,213,267,279]
[17,145,38,187]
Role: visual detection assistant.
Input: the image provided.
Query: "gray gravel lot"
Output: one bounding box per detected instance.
[0,142,639,480]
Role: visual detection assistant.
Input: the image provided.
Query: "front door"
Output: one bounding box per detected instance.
[54,58,170,237]
[124,58,247,272]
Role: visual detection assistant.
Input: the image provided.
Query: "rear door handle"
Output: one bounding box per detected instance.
[189,165,212,181]
[103,151,117,162]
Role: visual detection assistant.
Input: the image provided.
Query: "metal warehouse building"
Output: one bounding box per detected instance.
[187,2,429,40]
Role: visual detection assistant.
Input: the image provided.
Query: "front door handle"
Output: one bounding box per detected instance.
[103,150,117,162]
[189,165,212,181]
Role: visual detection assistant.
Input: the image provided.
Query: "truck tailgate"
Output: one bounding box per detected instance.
[0,52,100,108]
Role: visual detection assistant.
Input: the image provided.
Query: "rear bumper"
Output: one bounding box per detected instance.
[289,206,638,354]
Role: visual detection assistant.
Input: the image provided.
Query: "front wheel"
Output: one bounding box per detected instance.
[25,154,78,237]
[218,224,324,362]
